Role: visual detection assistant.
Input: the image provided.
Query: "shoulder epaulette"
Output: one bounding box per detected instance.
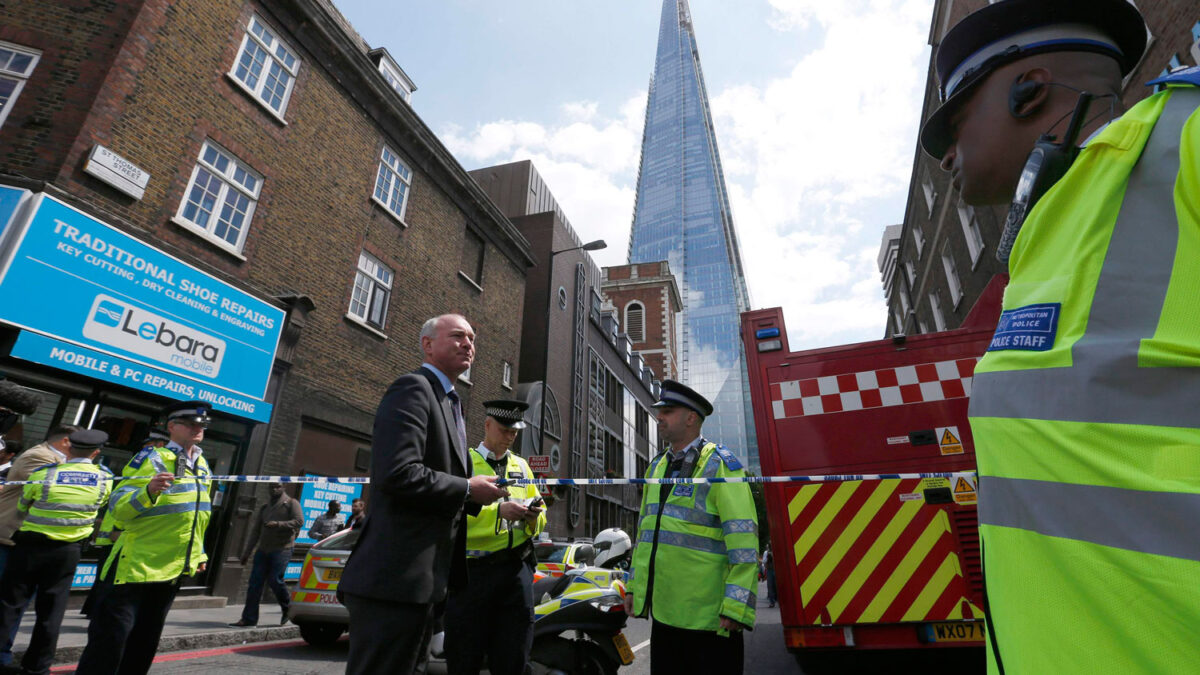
[126,448,157,470]
[711,445,743,471]
[1147,65,1200,88]
[30,463,61,475]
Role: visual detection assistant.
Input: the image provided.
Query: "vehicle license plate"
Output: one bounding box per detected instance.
[923,621,984,642]
[613,633,635,665]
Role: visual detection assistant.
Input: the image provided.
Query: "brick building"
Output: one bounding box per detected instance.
[470,160,676,539]
[0,0,532,601]
[882,0,1200,335]
[600,262,683,383]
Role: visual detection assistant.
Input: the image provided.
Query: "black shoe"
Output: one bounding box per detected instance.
[230,619,256,627]
[280,614,289,625]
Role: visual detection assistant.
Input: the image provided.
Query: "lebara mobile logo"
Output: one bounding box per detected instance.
[82,294,225,379]
[92,300,125,328]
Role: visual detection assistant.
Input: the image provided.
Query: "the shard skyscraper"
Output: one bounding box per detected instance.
[629,0,757,470]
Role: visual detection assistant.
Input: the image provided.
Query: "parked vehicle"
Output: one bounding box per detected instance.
[740,277,1006,659]
[290,525,636,674]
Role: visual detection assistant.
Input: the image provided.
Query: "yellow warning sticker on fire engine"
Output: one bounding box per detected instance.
[953,476,977,505]
[936,426,964,455]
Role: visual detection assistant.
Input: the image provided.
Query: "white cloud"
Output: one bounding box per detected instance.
[711,0,933,348]
[442,94,646,269]
[443,0,932,350]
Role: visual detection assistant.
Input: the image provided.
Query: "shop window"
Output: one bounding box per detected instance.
[348,251,393,331]
[175,140,262,255]
[230,14,300,118]
[373,146,412,223]
[0,42,40,129]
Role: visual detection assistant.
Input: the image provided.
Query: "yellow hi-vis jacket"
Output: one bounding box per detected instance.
[104,442,212,583]
[17,459,111,542]
[969,83,1200,674]
[465,446,546,558]
[628,440,758,632]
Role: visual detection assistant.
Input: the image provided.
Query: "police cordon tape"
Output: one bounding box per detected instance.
[0,471,976,487]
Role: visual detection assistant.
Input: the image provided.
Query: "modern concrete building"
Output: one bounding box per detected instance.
[470,160,677,538]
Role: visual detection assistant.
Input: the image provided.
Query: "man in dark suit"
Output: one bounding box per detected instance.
[340,313,508,674]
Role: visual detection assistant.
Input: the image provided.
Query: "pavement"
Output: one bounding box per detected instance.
[12,602,299,666]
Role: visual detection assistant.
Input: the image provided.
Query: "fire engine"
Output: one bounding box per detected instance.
[741,277,1006,656]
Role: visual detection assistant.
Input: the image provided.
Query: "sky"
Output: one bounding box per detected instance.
[333,0,936,350]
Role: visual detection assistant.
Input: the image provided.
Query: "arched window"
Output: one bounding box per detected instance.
[625,302,645,343]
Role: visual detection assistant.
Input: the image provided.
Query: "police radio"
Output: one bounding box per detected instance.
[997,85,1101,263]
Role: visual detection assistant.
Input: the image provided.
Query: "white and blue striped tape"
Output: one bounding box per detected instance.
[0,471,975,488]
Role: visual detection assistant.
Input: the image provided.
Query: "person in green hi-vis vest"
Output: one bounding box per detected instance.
[0,429,111,675]
[921,1,1200,673]
[444,399,546,675]
[625,379,758,675]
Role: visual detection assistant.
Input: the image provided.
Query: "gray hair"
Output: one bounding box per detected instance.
[419,314,469,352]
[419,316,439,351]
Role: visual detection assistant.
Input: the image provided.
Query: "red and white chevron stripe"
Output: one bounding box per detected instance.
[770,358,979,419]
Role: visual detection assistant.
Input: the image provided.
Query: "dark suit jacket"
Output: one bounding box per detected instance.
[341,366,479,604]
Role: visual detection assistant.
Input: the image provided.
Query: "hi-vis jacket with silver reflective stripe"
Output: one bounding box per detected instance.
[628,441,758,632]
[93,464,120,546]
[464,447,546,558]
[17,460,111,542]
[104,442,212,584]
[969,84,1200,675]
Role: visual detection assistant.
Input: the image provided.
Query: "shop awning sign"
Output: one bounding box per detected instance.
[0,192,284,422]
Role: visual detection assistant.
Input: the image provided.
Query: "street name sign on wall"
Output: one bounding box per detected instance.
[0,192,284,422]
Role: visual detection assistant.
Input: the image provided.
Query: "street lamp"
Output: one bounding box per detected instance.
[538,239,607,462]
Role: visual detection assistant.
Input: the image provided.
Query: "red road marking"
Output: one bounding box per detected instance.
[50,638,321,672]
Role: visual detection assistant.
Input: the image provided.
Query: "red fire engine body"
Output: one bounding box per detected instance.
[741,278,1006,653]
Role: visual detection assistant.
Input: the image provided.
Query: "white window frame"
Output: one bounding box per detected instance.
[911,225,925,258]
[347,251,393,332]
[372,146,413,223]
[893,308,905,334]
[173,140,262,256]
[378,59,413,102]
[229,14,300,119]
[904,260,916,286]
[502,361,513,390]
[941,241,964,309]
[957,201,985,267]
[0,42,40,130]
[929,290,947,332]
[917,318,929,334]
[921,169,938,215]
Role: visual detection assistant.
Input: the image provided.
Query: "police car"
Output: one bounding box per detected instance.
[534,537,594,578]
[288,527,354,645]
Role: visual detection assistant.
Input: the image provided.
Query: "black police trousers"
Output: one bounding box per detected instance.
[0,533,82,675]
[74,561,179,675]
[444,553,535,675]
[650,619,744,675]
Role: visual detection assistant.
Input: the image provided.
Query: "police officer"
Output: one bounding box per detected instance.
[444,400,546,675]
[923,1,1200,673]
[76,402,214,675]
[0,429,111,675]
[80,429,168,618]
[624,381,758,675]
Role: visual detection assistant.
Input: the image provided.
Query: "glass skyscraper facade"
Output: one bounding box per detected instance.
[628,0,758,470]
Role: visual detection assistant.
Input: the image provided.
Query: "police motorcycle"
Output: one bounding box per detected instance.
[427,528,635,674]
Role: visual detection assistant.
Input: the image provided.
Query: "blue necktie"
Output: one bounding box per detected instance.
[446,389,467,452]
